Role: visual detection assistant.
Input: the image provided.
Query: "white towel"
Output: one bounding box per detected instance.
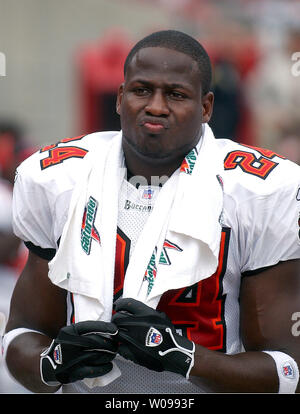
[49,132,124,321]
[48,124,224,386]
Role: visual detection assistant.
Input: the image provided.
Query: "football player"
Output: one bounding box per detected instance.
[3,30,300,394]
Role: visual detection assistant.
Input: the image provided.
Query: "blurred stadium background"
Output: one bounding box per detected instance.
[0,0,300,393]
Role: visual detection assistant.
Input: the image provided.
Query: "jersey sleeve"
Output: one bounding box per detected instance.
[11,131,118,259]
[12,131,117,259]
[12,150,77,259]
[12,153,58,251]
[239,167,300,274]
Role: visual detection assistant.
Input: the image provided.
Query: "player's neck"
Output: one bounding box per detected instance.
[123,145,183,186]
[124,158,181,187]
[125,166,166,188]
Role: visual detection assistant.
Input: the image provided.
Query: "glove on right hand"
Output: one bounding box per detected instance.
[40,320,118,386]
[112,298,195,379]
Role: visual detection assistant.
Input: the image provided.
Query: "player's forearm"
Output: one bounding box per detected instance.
[0,232,20,262]
[5,332,61,393]
[191,345,279,393]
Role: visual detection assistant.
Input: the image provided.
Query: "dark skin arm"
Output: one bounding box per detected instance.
[5,250,67,393]
[190,259,300,392]
[0,231,21,263]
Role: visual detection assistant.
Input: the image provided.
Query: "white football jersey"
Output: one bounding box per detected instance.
[0,179,13,232]
[12,130,300,393]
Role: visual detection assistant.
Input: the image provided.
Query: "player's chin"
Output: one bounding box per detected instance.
[124,133,176,162]
[138,146,175,161]
[132,141,172,160]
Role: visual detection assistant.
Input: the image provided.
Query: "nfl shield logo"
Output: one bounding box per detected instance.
[146,327,163,347]
[282,362,294,378]
[142,188,154,199]
[53,344,62,365]
[151,332,162,344]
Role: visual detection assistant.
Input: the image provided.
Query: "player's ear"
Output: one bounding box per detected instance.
[116,83,124,115]
[202,91,214,123]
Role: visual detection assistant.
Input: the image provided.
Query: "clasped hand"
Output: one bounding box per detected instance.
[112,298,195,379]
[40,298,194,386]
[40,320,119,385]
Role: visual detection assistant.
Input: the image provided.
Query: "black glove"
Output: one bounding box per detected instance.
[112,298,195,379]
[40,321,118,386]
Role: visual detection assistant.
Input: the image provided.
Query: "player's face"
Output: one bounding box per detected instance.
[117,47,213,163]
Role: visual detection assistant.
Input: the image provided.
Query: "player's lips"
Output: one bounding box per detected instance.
[143,122,164,133]
[139,118,169,133]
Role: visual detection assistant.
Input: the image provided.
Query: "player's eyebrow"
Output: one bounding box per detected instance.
[129,79,193,92]
[167,83,191,90]
[129,79,153,86]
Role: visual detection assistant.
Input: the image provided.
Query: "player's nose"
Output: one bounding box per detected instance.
[144,90,170,117]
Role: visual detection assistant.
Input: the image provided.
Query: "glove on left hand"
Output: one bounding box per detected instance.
[40,320,118,386]
[112,298,195,379]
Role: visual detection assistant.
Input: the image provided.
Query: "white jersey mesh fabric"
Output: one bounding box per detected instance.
[117,178,161,255]
[62,355,207,393]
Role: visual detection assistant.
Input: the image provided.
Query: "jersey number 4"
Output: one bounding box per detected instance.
[114,227,231,352]
[40,135,88,170]
[157,227,231,352]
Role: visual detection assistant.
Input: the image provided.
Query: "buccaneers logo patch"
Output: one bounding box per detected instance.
[81,196,100,255]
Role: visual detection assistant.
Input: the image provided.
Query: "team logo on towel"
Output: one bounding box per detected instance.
[146,327,163,347]
[144,248,158,295]
[180,147,198,175]
[81,196,100,255]
[144,240,183,295]
[159,240,183,266]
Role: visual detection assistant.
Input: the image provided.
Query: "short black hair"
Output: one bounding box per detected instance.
[124,30,212,95]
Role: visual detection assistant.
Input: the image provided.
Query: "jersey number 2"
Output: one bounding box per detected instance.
[224,145,285,179]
